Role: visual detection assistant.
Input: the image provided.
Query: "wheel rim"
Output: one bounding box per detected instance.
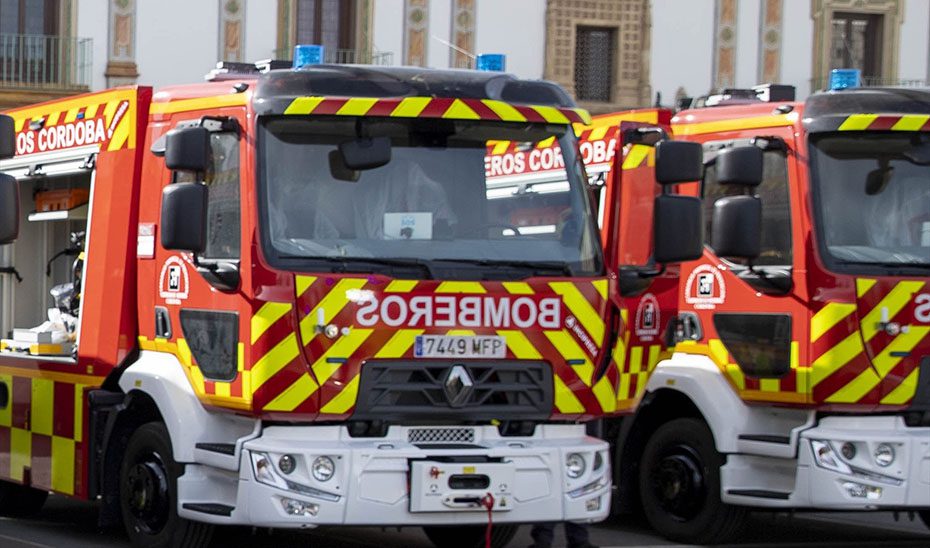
[648,444,706,521]
[124,451,170,535]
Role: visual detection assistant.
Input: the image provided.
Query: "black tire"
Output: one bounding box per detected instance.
[638,417,747,544]
[919,510,930,530]
[120,422,214,548]
[422,524,519,548]
[0,479,48,517]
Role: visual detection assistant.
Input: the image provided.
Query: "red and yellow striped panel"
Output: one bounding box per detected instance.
[284,96,592,125]
[837,114,930,132]
[0,367,99,497]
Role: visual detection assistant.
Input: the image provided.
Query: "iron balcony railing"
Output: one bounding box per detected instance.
[273,47,394,66]
[0,33,92,90]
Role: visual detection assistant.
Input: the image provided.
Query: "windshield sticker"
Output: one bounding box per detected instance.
[384,212,432,239]
[685,264,726,310]
[159,256,190,305]
[634,293,661,341]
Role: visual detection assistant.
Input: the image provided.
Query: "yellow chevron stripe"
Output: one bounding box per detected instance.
[11,427,30,481]
[536,136,556,149]
[617,371,631,401]
[532,105,570,124]
[592,279,608,300]
[385,280,418,293]
[545,330,593,386]
[647,345,661,371]
[490,140,510,154]
[63,107,80,123]
[442,99,480,120]
[873,326,930,377]
[891,115,930,131]
[338,97,379,116]
[838,114,879,131]
[311,329,373,384]
[0,374,10,427]
[481,100,527,122]
[103,100,119,127]
[251,334,301,392]
[251,302,292,344]
[708,339,729,367]
[436,281,486,293]
[592,376,616,413]
[861,281,925,342]
[502,282,534,295]
[810,302,856,343]
[571,108,593,125]
[107,112,131,151]
[284,96,325,115]
[320,374,361,414]
[376,329,424,357]
[498,330,542,359]
[296,275,317,298]
[549,282,605,343]
[628,345,643,374]
[299,278,370,342]
[856,278,877,298]
[263,373,319,412]
[825,367,881,403]
[622,144,650,169]
[51,436,75,495]
[45,111,61,126]
[881,368,920,405]
[588,126,610,141]
[554,375,585,414]
[84,103,100,118]
[13,117,24,132]
[791,341,807,394]
[391,97,432,117]
[726,363,746,390]
[611,334,627,368]
[811,332,864,387]
[31,377,54,436]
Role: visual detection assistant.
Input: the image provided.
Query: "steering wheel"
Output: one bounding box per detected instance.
[459,223,523,237]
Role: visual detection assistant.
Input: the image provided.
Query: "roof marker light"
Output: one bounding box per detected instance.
[829,68,861,91]
[294,44,325,69]
[476,54,506,72]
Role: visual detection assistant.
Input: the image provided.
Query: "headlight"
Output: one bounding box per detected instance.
[566,453,586,479]
[873,443,895,467]
[312,456,335,482]
[810,440,851,474]
[251,451,287,489]
[840,442,856,461]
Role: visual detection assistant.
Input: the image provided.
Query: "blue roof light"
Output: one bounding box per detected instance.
[830,68,861,91]
[294,44,325,69]
[476,54,506,72]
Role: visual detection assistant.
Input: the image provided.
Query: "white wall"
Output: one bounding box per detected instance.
[780,0,813,98]
[372,0,405,64]
[474,0,546,79]
[735,0,760,88]
[75,0,109,91]
[427,0,452,68]
[135,0,220,88]
[651,0,715,102]
[245,0,278,62]
[900,0,930,81]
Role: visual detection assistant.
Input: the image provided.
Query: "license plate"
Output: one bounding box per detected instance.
[414,335,505,358]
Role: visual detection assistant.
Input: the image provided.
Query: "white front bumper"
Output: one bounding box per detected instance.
[176,424,611,528]
[796,415,930,509]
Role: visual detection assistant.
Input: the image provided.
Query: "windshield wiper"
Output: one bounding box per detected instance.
[279,255,437,279]
[432,258,574,276]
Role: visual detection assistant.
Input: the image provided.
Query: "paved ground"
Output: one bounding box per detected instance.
[1,495,929,547]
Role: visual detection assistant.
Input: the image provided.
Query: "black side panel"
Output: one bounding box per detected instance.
[179,310,239,381]
[713,313,791,378]
[907,357,930,413]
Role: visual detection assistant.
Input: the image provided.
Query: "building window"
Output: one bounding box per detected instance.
[0,0,58,36]
[830,12,882,82]
[574,26,615,103]
[296,0,355,55]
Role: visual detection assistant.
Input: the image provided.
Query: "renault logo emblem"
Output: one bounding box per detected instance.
[444,365,474,408]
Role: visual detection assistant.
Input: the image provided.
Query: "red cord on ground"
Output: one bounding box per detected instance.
[482,492,495,548]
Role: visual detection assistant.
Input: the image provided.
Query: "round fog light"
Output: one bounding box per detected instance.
[873,443,895,467]
[312,456,335,482]
[840,442,856,461]
[566,453,586,479]
[278,454,296,475]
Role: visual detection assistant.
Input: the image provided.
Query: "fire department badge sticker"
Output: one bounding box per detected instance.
[634,293,661,341]
[685,264,726,310]
[159,256,190,304]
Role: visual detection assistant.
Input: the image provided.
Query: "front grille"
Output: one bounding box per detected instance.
[408,427,476,444]
[353,360,553,421]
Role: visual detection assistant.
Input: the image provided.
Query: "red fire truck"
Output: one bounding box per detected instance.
[0,61,702,548]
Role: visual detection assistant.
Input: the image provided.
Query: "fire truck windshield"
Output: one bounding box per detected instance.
[810,132,930,272]
[257,116,601,277]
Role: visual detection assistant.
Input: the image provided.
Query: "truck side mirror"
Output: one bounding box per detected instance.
[655,141,703,184]
[716,146,763,186]
[710,195,761,260]
[654,194,703,263]
[0,174,20,244]
[0,115,15,160]
[165,127,211,172]
[161,183,207,252]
